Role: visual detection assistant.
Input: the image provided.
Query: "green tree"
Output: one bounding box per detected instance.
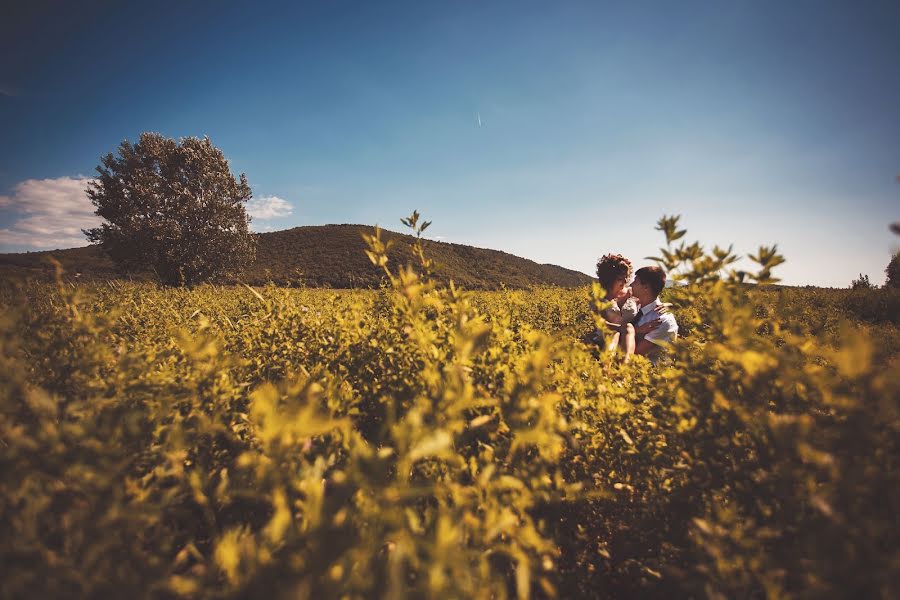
[84,132,256,286]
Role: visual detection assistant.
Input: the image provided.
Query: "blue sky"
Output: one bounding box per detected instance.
[1,0,898,287]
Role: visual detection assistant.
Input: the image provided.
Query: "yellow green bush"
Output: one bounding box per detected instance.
[1,215,897,599]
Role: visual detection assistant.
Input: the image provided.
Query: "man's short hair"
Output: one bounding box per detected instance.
[635,266,666,297]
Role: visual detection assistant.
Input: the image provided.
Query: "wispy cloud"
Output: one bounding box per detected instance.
[246,195,293,220]
[0,84,22,97]
[0,176,99,250]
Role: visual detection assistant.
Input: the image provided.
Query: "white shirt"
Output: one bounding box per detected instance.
[634,298,678,358]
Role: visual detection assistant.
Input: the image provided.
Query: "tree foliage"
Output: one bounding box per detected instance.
[887,252,900,289]
[851,273,874,289]
[84,132,256,286]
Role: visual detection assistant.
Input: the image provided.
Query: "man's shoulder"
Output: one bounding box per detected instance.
[647,310,678,339]
[649,307,678,327]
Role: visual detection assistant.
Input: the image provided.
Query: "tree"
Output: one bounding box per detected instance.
[84,132,256,286]
[850,273,874,290]
[887,252,899,289]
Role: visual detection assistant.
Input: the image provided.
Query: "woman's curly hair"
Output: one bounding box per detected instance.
[595,253,633,291]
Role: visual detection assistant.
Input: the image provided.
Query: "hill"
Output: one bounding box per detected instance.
[0,224,593,289]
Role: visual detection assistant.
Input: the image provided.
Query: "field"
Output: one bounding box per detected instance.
[1,232,898,599]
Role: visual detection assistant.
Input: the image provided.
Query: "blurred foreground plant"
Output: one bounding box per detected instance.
[1,213,897,600]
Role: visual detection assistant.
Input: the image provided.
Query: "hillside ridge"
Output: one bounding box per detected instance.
[0,224,594,289]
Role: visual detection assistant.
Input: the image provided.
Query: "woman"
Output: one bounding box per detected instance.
[589,253,662,361]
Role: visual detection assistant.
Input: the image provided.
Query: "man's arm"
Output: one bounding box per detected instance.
[636,314,678,358]
[634,338,658,356]
[643,314,678,346]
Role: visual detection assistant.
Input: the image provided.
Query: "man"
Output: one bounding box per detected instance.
[630,266,678,363]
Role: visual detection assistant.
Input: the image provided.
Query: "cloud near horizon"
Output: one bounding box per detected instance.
[0,181,297,250]
[246,195,293,229]
[0,176,100,250]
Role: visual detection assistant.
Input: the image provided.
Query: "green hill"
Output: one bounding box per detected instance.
[0,224,593,289]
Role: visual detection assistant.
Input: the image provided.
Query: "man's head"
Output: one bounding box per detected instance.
[632,266,666,303]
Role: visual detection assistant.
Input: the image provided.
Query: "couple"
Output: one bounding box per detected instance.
[588,253,678,364]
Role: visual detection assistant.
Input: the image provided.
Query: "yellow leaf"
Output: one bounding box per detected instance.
[214,530,241,585]
[830,324,873,379]
[408,430,453,462]
[265,488,292,544]
[168,575,199,596]
[738,350,777,377]
[516,555,531,600]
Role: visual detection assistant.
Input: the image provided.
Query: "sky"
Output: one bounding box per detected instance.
[1,0,898,287]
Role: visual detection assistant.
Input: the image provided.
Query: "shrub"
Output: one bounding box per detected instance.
[1,213,897,599]
[851,273,874,289]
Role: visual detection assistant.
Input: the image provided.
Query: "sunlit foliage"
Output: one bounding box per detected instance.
[1,214,897,599]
